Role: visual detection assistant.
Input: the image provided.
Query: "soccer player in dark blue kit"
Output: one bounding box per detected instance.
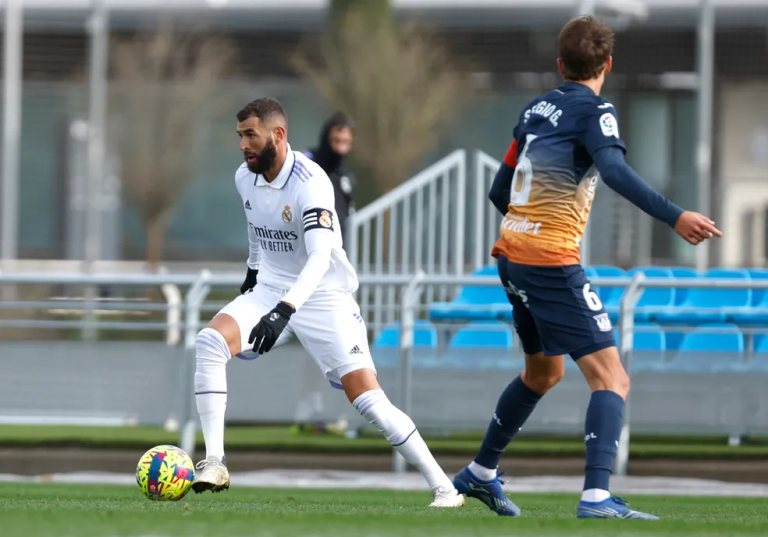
[453,15,721,519]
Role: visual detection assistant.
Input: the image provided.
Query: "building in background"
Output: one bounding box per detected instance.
[3,0,768,268]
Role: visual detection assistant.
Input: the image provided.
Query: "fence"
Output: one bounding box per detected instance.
[346,149,502,335]
[346,150,469,335]
[0,271,766,475]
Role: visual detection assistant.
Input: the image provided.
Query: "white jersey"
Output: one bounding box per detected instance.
[234,145,358,307]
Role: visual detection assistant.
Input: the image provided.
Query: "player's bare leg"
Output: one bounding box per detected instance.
[191,313,240,494]
[455,352,563,516]
[576,346,657,519]
[341,368,465,508]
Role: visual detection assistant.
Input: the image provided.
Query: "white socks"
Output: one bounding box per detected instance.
[581,488,611,502]
[194,328,230,460]
[353,389,453,492]
[468,461,497,481]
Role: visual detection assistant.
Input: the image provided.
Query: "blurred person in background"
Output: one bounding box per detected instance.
[303,112,357,246]
[294,114,357,436]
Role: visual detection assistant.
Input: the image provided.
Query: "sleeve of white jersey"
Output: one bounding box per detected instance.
[236,170,261,270]
[246,221,261,270]
[282,176,336,310]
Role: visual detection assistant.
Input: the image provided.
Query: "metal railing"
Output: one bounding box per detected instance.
[474,151,503,272]
[1,271,767,470]
[0,271,185,343]
[347,150,467,335]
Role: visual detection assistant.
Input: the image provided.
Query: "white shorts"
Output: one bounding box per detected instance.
[217,283,376,388]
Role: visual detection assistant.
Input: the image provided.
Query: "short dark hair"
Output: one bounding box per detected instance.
[327,111,354,131]
[558,15,614,81]
[236,97,288,126]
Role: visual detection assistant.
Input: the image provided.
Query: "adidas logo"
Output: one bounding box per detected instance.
[349,345,363,355]
[245,200,252,210]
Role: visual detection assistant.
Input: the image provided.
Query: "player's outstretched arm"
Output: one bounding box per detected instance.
[282,225,333,309]
[592,146,722,245]
[488,140,519,216]
[282,175,338,311]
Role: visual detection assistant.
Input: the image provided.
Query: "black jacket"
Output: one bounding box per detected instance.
[304,122,356,243]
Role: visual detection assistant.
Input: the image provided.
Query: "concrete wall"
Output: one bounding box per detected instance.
[1,341,766,436]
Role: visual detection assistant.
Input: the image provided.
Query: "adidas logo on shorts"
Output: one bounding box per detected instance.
[349,345,363,355]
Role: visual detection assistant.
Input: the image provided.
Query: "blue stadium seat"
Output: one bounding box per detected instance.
[634,323,667,351]
[626,267,675,321]
[429,265,509,321]
[373,320,438,348]
[667,323,745,372]
[441,321,519,370]
[471,265,500,277]
[589,266,626,322]
[668,266,699,306]
[655,268,751,325]
[731,268,768,326]
[590,265,626,279]
[748,268,768,302]
[678,323,744,352]
[372,320,438,368]
[450,321,514,347]
[756,334,768,353]
[614,323,666,371]
[664,331,686,351]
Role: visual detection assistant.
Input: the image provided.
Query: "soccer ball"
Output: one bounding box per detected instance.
[135,445,195,501]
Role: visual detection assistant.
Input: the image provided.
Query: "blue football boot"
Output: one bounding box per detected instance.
[577,496,659,519]
[453,466,521,517]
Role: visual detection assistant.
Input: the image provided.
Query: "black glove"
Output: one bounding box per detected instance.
[248,301,294,354]
[240,267,258,295]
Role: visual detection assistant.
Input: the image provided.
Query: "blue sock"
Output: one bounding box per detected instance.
[583,390,624,492]
[474,376,543,471]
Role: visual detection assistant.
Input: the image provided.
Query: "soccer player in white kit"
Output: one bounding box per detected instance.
[191,98,464,508]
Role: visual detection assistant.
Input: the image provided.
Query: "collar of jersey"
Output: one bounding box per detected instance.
[256,143,295,189]
[558,81,596,95]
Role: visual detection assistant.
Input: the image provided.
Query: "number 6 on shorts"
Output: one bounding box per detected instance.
[582,283,603,312]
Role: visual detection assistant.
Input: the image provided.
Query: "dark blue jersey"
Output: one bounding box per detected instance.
[491,82,682,266]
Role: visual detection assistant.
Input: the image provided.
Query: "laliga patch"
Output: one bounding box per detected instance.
[599,113,619,138]
[593,313,612,333]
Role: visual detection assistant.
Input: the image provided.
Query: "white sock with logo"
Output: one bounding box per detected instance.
[194,328,230,461]
[353,389,454,492]
[468,461,497,481]
[581,488,611,502]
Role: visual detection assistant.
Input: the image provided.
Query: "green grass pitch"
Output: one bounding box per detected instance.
[2,484,767,536]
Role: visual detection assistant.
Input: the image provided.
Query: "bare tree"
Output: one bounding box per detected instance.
[292,0,466,194]
[110,26,238,270]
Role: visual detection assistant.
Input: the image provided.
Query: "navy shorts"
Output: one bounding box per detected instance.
[498,255,616,360]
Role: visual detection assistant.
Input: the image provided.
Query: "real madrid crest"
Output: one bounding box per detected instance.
[319,210,333,228]
[282,205,293,223]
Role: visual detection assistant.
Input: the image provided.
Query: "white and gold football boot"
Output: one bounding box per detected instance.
[192,456,230,494]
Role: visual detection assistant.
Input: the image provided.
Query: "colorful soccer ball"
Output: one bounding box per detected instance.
[136,445,195,501]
